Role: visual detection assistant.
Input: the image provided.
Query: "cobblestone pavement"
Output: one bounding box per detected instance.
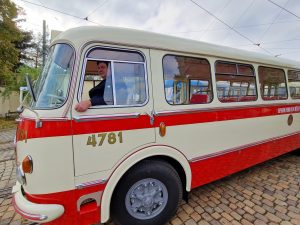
[0,129,299,225]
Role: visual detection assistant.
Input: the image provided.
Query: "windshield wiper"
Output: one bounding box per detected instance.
[25,75,36,102]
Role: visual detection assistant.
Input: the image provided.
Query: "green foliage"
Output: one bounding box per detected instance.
[0,65,41,98]
[0,0,23,86]
[0,0,41,99]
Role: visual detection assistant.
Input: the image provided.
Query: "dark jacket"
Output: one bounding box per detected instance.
[89,79,107,106]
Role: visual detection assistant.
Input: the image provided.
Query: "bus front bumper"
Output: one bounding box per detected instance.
[12,182,64,223]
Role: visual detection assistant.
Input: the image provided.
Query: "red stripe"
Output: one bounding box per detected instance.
[17,103,300,140]
[16,119,72,141]
[154,103,300,126]
[190,132,300,189]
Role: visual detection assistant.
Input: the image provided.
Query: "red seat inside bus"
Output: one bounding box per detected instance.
[190,94,209,104]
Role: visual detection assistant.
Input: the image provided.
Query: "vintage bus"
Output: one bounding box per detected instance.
[12,26,300,225]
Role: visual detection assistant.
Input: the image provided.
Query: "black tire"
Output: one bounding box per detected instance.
[111,160,183,225]
[292,149,300,156]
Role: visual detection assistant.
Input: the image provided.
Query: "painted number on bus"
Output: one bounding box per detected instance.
[86,132,123,147]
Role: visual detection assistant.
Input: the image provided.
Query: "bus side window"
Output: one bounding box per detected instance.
[80,48,147,107]
[163,55,213,105]
[258,66,288,101]
[288,70,300,99]
[215,61,257,103]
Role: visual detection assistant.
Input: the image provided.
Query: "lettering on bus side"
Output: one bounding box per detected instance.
[86,131,123,147]
[278,106,300,114]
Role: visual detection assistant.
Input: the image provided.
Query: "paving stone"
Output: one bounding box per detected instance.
[178,211,190,222]
[290,219,300,225]
[190,212,201,222]
[197,221,210,225]
[280,222,293,225]
[171,217,183,225]
[275,212,290,221]
[266,212,282,223]
[231,221,242,225]
[287,211,300,220]
[182,204,194,215]
[185,219,197,225]
[244,206,255,215]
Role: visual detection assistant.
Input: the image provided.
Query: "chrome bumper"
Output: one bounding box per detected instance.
[12,182,64,223]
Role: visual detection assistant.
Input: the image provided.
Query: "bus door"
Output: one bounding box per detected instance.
[71,46,155,178]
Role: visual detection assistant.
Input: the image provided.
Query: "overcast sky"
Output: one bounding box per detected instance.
[12,0,300,61]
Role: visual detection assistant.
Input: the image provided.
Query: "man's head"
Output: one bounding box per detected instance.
[97,61,109,79]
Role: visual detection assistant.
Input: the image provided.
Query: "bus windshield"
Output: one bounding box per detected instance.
[29,43,75,109]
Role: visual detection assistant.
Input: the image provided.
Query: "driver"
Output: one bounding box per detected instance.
[75,61,111,112]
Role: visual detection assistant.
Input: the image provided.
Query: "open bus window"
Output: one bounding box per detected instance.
[258,66,287,100]
[80,48,147,107]
[215,61,257,103]
[163,55,212,105]
[288,70,300,99]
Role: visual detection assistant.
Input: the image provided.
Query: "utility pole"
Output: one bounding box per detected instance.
[42,20,46,67]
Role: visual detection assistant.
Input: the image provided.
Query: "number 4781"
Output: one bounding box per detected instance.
[87,132,123,147]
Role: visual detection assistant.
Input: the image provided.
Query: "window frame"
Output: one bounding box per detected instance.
[77,45,149,109]
[214,60,258,103]
[288,69,300,100]
[162,54,213,106]
[258,66,288,101]
[29,42,76,110]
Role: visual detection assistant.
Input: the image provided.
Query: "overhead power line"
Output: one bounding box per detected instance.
[171,19,300,35]
[85,0,110,18]
[266,0,300,20]
[73,0,109,26]
[17,0,102,25]
[257,0,289,43]
[188,0,274,56]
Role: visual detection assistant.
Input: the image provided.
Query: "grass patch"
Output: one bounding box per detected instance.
[0,118,16,130]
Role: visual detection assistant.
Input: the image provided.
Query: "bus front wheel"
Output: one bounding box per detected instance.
[111,160,182,225]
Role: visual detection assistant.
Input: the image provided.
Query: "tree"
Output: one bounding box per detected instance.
[0,0,22,86]
[1,64,41,97]
[15,30,36,67]
[0,0,42,99]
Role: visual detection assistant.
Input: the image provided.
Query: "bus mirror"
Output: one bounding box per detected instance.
[19,86,28,103]
[17,86,28,112]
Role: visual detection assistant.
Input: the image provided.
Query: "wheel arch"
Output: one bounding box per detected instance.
[100,145,191,223]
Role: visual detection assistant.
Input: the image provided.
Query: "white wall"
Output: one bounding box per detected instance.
[0,88,19,117]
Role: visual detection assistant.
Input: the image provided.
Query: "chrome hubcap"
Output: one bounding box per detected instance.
[125,178,168,220]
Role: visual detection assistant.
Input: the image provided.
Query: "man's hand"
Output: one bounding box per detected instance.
[75,100,92,112]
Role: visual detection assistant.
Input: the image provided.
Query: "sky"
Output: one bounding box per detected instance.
[12,0,300,61]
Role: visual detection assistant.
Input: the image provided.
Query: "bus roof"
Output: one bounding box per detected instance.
[54,26,300,69]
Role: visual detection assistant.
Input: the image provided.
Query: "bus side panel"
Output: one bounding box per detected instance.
[190,131,300,188]
[153,104,300,190]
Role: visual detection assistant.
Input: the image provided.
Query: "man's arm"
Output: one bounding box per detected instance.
[75,100,91,112]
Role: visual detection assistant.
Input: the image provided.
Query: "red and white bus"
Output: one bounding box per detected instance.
[12,26,300,225]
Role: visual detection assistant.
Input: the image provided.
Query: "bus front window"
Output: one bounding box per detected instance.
[30,43,75,109]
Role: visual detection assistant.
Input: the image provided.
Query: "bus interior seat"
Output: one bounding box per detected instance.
[190,94,209,104]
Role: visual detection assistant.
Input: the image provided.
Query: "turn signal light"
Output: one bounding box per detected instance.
[22,156,33,174]
[159,122,166,137]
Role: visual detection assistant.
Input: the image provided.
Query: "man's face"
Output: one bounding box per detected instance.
[97,63,108,79]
